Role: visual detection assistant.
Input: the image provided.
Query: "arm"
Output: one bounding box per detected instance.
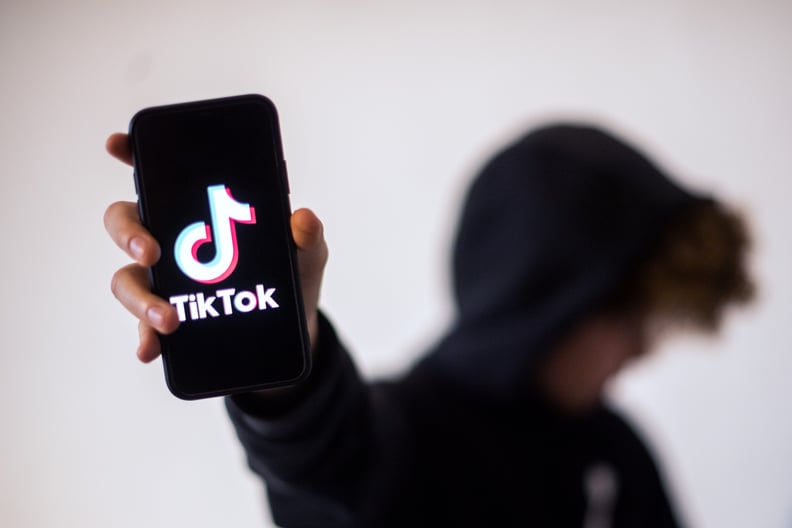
[226,313,372,527]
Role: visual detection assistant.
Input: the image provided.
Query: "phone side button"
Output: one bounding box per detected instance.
[133,171,139,196]
[281,160,290,194]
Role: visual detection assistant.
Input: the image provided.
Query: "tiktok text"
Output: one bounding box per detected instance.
[169,284,279,322]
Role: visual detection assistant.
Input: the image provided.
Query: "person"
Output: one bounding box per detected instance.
[105,123,754,527]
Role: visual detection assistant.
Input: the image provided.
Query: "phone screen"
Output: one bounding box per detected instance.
[130,95,310,399]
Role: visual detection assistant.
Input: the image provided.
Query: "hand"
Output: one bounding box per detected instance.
[104,133,328,363]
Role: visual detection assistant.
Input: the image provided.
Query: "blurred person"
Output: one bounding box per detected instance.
[104,123,753,527]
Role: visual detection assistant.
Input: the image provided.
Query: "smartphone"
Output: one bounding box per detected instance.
[129,94,311,400]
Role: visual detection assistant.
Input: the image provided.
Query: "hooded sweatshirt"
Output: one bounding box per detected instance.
[227,124,705,527]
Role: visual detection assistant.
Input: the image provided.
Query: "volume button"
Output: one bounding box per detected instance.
[281,160,290,194]
[133,171,140,196]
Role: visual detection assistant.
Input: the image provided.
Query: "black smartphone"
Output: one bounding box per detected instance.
[129,94,311,400]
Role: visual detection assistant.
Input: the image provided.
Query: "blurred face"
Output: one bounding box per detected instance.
[538,311,648,412]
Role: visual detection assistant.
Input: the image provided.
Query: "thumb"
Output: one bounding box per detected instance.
[291,208,328,348]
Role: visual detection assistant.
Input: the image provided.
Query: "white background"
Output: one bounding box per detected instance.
[1,1,790,526]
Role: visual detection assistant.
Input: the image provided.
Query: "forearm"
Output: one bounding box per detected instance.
[225,313,372,522]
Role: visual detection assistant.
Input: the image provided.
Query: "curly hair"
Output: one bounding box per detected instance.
[609,201,755,331]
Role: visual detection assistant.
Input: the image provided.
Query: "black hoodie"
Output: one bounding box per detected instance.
[227,124,705,527]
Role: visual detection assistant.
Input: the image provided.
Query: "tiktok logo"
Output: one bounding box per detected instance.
[174,185,256,284]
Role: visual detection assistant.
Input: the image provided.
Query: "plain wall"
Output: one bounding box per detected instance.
[1,1,790,526]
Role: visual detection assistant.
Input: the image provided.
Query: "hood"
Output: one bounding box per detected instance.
[423,123,708,401]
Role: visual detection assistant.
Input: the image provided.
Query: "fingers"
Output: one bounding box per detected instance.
[111,263,180,335]
[137,320,162,363]
[106,133,133,166]
[106,132,168,362]
[104,201,161,267]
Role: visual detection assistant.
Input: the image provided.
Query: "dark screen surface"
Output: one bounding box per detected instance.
[130,95,310,399]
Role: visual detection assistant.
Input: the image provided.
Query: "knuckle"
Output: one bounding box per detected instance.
[104,202,135,251]
[110,268,124,298]
[103,201,124,229]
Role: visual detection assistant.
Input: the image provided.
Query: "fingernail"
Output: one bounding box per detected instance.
[147,306,165,327]
[130,237,145,261]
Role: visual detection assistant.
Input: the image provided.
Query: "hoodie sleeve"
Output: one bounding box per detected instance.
[225,313,411,528]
